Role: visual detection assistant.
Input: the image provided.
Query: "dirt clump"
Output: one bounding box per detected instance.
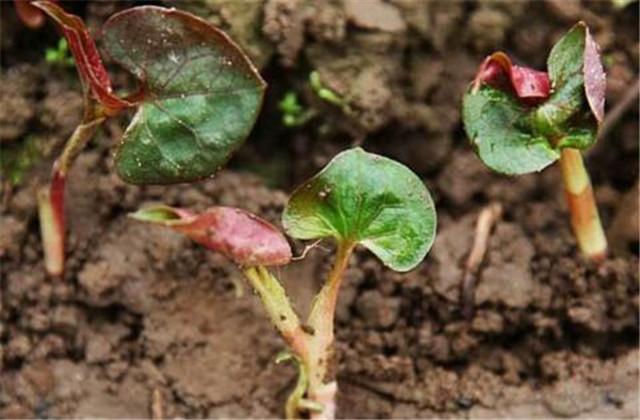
[1,0,638,418]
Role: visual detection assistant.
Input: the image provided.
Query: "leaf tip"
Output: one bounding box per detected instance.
[128,205,190,224]
[131,205,291,267]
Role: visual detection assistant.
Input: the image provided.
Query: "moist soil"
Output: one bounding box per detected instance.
[1,1,638,418]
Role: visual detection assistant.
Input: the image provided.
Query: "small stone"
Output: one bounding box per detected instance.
[344,0,406,32]
[471,311,504,333]
[543,377,598,416]
[85,335,113,364]
[6,334,32,360]
[105,361,129,381]
[51,305,82,335]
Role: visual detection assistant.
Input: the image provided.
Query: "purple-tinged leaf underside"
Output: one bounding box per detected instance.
[131,205,291,267]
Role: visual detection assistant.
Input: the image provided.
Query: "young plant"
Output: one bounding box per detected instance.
[463,22,607,262]
[131,147,437,419]
[309,70,351,114]
[44,38,74,67]
[32,1,265,276]
[278,91,316,127]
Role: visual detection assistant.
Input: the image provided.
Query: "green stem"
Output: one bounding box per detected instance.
[305,241,355,420]
[243,266,308,358]
[274,351,312,419]
[56,117,106,175]
[244,243,354,419]
[243,266,311,419]
[559,148,607,262]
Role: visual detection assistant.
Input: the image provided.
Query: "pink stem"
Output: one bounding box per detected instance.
[306,241,355,419]
[37,117,105,277]
[38,165,66,277]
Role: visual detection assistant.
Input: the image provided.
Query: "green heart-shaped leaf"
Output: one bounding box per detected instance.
[103,6,266,184]
[282,148,436,272]
[463,85,559,175]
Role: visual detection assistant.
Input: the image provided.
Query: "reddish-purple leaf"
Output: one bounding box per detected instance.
[130,206,292,267]
[32,1,131,113]
[583,27,605,123]
[472,52,551,104]
[14,0,47,29]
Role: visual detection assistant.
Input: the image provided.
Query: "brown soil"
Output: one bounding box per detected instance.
[1,0,638,418]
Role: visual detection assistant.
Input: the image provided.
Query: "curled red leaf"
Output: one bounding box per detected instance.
[131,206,292,267]
[32,1,131,113]
[583,26,605,123]
[14,0,47,29]
[472,52,551,104]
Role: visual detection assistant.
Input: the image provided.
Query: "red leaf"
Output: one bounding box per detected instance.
[583,27,605,123]
[472,52,551,104]
[131,206,292,267]
[32,1,131,113]
[14,0,47,29]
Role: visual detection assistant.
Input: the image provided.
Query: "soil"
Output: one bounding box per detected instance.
[1,0,638,418]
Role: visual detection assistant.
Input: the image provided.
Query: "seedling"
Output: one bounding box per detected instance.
[309,71,349,110]
[44,38,74,66]
[32,1,265,276]
[463,22,608,262]
[278,91,316,127]
[131,147,437,419]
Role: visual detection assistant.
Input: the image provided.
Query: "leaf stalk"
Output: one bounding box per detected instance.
[243,241,354,419]
[305,241,355,419]
[559,148,607,262]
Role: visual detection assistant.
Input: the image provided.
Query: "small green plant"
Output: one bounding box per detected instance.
[44,38,74,66]
[463,22,607,262]
[0,136,43,187]
[278,72,348,128]
[278,91,315,127]
[33,1,265,276]
[309,70,348,109]
[131,147,437,419]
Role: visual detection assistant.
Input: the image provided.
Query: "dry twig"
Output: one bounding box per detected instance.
[151,388,163,420]
[590,77,640,156]
[461,203,503,319]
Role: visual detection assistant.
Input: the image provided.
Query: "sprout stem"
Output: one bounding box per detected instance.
[37,171,65,277]
[243,266,309,419]
[243,266,308,358]
[306,241,355,420]
[559,148,607,262]
[243,242,354,419]
[37,117,105,276]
